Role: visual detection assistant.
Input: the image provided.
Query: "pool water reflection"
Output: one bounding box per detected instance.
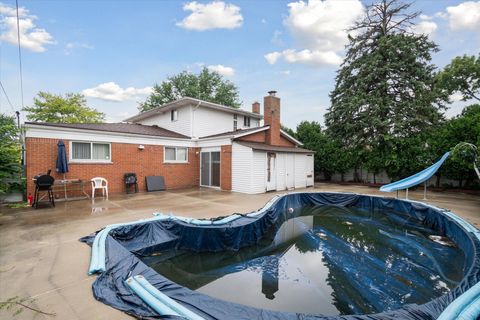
[141,205,465,315]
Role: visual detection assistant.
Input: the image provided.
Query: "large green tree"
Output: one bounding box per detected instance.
[437,55,480,102]
[0,114,22,194]
[325,0,445,152]
[23,92,105,123]
[140,68,241,112]
[431,104,480,187]
[294,121,353,181]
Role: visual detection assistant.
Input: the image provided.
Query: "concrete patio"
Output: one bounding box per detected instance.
[0,183,478,319]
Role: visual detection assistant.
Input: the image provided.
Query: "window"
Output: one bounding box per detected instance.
[71,142,111,162]
[164,146,188,163]
[244,116,251,127]
[233,114,238,130]
[171,109,178,122]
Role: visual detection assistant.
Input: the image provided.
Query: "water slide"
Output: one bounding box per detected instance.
[380,152,450,193]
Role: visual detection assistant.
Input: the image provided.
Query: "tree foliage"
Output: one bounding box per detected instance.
[23,92,105,123]
[430,104,480,187]
[0,114,22,194]
[139,68,241,112]
[437,54,480,102]
[326,0,445,150]
[294,121,353,181]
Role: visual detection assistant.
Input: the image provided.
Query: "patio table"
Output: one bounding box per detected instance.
[53,179,90,200]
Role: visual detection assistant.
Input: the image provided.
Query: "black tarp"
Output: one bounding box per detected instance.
[81,193,480,320]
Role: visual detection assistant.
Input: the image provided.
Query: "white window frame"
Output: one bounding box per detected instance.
[171,109,178,122]
[69,141,112,163]
[244,116,251,127]
[164,146,188,163]
[233,114,238,130]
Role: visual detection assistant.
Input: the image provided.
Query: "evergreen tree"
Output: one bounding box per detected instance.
[325,0,446,151]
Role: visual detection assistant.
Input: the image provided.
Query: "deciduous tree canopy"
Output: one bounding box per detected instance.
[139,68,241,112]
[23,92,105,123]
[0,114,22,194]
[437,54,480,102]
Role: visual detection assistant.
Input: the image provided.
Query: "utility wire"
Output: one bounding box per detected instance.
[0,80,16,113]
[15,0,25,109]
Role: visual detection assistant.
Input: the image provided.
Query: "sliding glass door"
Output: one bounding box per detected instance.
[200,151,221,187]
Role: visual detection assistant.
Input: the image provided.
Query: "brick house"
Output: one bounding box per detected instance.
[25,91,314,197]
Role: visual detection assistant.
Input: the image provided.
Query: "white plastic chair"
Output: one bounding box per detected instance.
[91,177,108,199]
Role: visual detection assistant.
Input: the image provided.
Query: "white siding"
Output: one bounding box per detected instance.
[306,154,314,186]
[251,151,267,194]
[194,108,234,138]
[138,105,192,137]
[232,143,253,193]
[276,153,287,191]
[294,154,307,188]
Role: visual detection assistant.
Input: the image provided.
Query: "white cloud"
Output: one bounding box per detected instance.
[412,20,438,36]
[265,0,364,67]
[271,30,284,46]
[266,49,343,67]
[265,52,282,64]
[176,1,243,31]
[445,1,480,31]
[207,64,235,77]
[0,2,55,52]
[64,42,93,55]
[419,14,433,21]
[82,82,153,102]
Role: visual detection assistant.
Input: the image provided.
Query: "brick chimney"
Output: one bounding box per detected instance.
[264,91,281,146]
[252,101,260,114]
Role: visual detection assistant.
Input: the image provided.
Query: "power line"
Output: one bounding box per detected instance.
[0,80,16,113]
[15,0,25,109]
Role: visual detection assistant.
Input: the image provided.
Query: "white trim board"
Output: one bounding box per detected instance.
[26,125,196,147]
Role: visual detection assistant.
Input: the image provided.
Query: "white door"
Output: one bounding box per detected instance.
[286,153,295,189]
[276,153,286,191]
[266,152,277,191]
[306,154,314,186]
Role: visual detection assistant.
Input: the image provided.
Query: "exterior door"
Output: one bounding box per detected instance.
[266,152,277,191]
[200,151,221,187]
[276,153,286,191]
[286,154,295,189]
[306,154,314,186]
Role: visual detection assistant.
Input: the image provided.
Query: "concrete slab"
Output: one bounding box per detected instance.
[0,184,478,319]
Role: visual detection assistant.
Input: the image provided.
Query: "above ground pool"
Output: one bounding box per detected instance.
[82,192,480,320]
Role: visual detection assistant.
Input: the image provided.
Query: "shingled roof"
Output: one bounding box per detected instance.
[236,141,314,153]
[25,122,190,139]
[199,126,269,139]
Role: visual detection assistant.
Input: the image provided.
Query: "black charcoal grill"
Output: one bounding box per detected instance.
[33,170,55,208]
[124,172,138,194]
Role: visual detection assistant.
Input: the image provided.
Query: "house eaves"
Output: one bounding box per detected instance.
[280,129,303,146]
[124,97,263,123]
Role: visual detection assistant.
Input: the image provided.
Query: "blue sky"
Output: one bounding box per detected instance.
[1,0,479,129]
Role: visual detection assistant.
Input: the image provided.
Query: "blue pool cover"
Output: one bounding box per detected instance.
[81,192,480,320]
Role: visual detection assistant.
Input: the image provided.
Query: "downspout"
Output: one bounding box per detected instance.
[191,101,202,138]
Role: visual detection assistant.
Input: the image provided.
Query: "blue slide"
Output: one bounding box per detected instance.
[380,152,450,193]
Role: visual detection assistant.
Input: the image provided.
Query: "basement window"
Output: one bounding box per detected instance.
[164,146,188,163]
[71,142,111,162]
